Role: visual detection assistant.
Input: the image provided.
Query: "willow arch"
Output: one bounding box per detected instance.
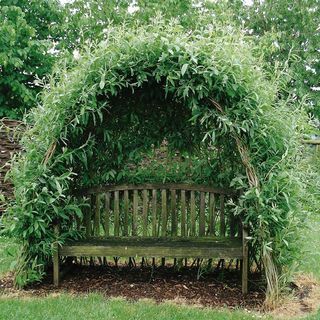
[7,21,307,301]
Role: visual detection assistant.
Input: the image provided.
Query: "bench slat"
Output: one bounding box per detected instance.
[181,190,186,237]
[60,246,242,259]
[60,237,243,259]
[123,190,129,236]
[161,190,167,236]
[104,192,110,237]
[152,189,157,236]
[142,189,148,236]
[94,194,101,236]
[208,193,215,236]
[171,189,177,236]
[114,191,120,236]
[133,190,138,236]
[190,191,196,236]
[199,192,205,236]
[220,194,226,236]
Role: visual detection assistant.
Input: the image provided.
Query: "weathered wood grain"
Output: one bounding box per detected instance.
[60,237,243,259]
[114,190,120,236]
[132,190,138,236]
[94,194,101,236]
[123,190,129,236]
[208,193,215,235]
[161,189,167,236]
[190,191,196,236]
[104,192,110,236]
[152,189,157,236]
[242,225,249,294]
[142,189,148,236]
[78,183,236,196]
[181,190,186,237]
[53,225,59,286]
[220,194,226,237]
[170,189,177,236]
[199,192,205,236]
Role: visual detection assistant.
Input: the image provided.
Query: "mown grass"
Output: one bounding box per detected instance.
[305,310,320,320]
[0,294,263,320]
[0,213,319,320]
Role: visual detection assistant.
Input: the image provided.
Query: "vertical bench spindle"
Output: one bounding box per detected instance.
[190,190,196,236]
[123,190,129,236]
[142,189,148,236]
[114,191,120,236]
[208,193,215,235]
[180,190,186,237]
[199,192,205,236]
[171,189,177,236]
[94,194,101,236]
[104,192,110,236]
[161,189,167,236]
[152,189,157,236]
[220,194,226,236]
[132,190,138,236]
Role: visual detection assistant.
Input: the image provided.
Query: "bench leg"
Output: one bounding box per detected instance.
[53,242,59,286]
[242,245,248,294]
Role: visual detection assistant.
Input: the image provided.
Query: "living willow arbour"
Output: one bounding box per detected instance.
[6,20,308,303]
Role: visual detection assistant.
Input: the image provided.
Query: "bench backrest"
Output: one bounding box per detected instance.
[78,183,240,239]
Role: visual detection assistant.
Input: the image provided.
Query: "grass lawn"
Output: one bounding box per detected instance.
[0,212,319,320]
[0,294,263,320]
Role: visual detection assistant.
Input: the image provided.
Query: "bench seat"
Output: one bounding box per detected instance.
[60,237,243,259]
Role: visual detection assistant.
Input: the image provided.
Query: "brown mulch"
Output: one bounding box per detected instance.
[0,264,265,309]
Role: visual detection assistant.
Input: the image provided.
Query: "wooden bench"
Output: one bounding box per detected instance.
[53,183,249,293]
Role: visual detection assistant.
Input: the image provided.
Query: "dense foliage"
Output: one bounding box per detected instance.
[0,0,63,118]
[4,18,314,306]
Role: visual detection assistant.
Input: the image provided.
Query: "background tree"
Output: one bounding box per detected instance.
[237,0,320,121]
[58,0,130,50]
[59,0,200,50]
[0,1,63,118]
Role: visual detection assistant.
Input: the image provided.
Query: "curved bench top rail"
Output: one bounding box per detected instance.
[76,183,237,196]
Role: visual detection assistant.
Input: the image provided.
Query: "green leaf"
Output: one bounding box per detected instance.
[99,77,105,90]
[181,64,188,76]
